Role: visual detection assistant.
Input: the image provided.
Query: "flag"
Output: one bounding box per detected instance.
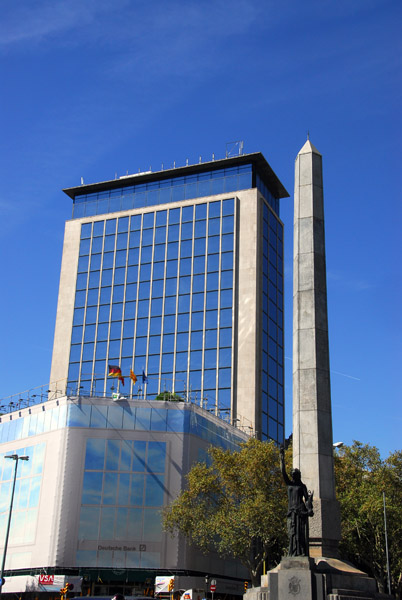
[108,365,124,386]
[142,369,148,384]
[130,369,137,384]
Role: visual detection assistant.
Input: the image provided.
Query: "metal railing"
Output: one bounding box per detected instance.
[0,381,256,436]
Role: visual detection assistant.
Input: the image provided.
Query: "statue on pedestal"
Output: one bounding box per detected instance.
[280,446,314,557]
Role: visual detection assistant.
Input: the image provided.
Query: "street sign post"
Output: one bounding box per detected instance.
[210,582,216,600]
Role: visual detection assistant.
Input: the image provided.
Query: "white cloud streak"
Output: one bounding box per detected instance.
[285,356,360,381]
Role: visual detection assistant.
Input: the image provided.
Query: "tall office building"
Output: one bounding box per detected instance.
[50,152,288,443]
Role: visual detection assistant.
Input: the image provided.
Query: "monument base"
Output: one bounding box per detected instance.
[244,556,392,600]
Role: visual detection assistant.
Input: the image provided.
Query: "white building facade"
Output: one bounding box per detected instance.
[0,396,248,595]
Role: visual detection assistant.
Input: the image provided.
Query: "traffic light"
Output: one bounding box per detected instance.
[244,582,248,592]
[60,583,74,596]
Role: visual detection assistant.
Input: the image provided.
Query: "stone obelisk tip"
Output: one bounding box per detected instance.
[297,138,322,156]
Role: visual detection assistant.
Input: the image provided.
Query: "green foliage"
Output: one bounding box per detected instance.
[154,391,183,402]
[334,441,402,596]
[163,438,288,586]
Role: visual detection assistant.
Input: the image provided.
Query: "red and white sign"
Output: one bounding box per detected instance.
[210,585,216,592]
[38,575,55,585]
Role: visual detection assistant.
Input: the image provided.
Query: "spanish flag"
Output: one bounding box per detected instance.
[108,365,124,386]
[130,369,137,384]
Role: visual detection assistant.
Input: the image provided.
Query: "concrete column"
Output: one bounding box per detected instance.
[293,140,341,558]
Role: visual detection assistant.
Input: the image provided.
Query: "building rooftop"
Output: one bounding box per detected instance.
[63,152,289,200]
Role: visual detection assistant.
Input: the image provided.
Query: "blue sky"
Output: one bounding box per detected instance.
[0,0,400,457]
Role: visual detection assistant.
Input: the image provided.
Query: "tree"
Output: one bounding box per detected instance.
[163,438,288,586]
[154,391,183,402]
[334,441,402,597]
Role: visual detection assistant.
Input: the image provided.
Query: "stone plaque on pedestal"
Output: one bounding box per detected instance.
[278,557,313,599]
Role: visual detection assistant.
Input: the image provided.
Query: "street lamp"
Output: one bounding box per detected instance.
[0,454,29,592]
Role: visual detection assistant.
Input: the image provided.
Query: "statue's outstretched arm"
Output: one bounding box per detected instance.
[280,445,291,486]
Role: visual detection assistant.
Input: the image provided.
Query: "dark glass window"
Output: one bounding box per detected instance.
[141,246,152,263]
[78,255,89,273]
[169,208,180,224]
[104,235,115,252]
[87,289,99,306]
[135,300,148,320]
[113,285,124,303]
[81,223,92,239]
[166,260,178,278]
[115,250,126,268]
[142,229,153,246]
[73,308,84,326]
[208,219,220,237]
[117,233,128,251]
[164,296,176,315]
[152,280,164,298]
[91,237,103,254]
[191,331,203,350]
[204,349,217,367]
[143,212,154,229]
[205,328,217,348]
[209,201,220,218]
[148,336,161,355]
[195,203,207,219]
[176,332,188,351]
[97,323,109,340]
[79,239,91,256]
[177,313,189,332]
[182,206,193,222]
[106,219,116,234]
[208,236,220,254]
[175,352,188,371]
[101,270,113,287]
[163,315,175,334]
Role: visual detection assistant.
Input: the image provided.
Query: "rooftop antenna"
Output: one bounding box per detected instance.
[186,158,189,166]
[80,177,84,185]
[225,140,244,158]
[199,156,202,164]
[161,163,164,170]
[212,153,215,161]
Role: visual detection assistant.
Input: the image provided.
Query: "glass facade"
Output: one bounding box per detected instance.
[0,443,45,548]
[68,198,235,412]
[0,403,245,449]
[78,438,165,568]
[59,154,287,444]
[72,165,253,219]
[72,163,280,219]
[261,202,284,441]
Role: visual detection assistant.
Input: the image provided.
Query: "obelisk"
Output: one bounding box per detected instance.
[293,139,341,558]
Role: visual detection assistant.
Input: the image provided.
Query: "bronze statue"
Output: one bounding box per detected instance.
[280,446,314,557]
